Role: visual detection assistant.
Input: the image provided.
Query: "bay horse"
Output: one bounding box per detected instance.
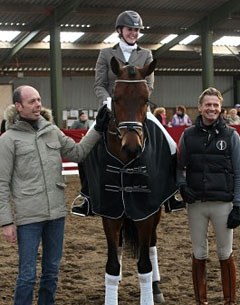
[84,57,177,305]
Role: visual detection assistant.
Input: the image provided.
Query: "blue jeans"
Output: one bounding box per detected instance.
[14,218,65,305]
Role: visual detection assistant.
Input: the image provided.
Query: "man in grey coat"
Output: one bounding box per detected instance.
[0,85,110,305]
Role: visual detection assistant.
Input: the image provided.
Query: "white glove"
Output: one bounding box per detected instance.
[103,97,112,110]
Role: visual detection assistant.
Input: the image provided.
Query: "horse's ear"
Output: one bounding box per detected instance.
[111,57,121,76]
[141,58,157,77]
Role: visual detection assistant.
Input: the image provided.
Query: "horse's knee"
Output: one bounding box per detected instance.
[137,258,152,274]
[106,260,121,276]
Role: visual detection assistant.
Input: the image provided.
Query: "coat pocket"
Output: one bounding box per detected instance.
[16,144,35,156]
[56,182,67,189]
[46,141,61,150]
[45,141,62,164]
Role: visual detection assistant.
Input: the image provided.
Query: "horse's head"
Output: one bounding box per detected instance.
[107,56,157,162]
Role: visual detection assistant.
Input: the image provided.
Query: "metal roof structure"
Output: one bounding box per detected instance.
[0,0,240,76]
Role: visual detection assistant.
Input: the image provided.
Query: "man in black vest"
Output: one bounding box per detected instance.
[177,87,240,305]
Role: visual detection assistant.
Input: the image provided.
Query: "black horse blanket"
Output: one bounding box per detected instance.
[83,118,177,221]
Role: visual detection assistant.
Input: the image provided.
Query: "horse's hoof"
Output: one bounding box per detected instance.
[152,281,165,303]
[153,292,165,303]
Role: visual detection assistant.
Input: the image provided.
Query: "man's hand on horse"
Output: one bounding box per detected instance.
[180,185,197,204]
[94,104,112,133]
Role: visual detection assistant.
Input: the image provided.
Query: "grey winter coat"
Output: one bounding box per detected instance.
[94,43,154,104]
[0,107,101,226]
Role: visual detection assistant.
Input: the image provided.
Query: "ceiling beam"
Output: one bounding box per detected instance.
[0,41,239,56]
[1,56,239,72]
[1,4,239,19]
[0,25,237,40]
[1,4,240,19]
[0,24,185,35]
[0,4,49,14]
[153,0,240,58]
[0,5,207,18]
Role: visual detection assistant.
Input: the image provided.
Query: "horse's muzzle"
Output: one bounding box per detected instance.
[122,141,142,159]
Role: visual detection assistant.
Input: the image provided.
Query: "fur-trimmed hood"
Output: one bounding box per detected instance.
[3,104,16,126]
[39,107,54,123]
[3,105,54,129]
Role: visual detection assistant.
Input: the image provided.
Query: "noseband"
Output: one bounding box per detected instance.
[109,79,148,139]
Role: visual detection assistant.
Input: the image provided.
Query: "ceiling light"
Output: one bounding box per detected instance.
[213,36,240,46]
[60,32,84,42]
[103,33,119,43]
[0,30,21,42]
[42,32,85,43]
[179,35,199,45]
[160,34,178,44]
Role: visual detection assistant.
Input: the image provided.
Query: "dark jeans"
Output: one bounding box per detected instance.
[14,218,65,305]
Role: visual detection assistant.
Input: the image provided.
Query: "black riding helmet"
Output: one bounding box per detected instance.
[115,11,144,30]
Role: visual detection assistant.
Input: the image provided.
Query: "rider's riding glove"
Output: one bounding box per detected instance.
[227,206,240,229]
[179,185,197,204]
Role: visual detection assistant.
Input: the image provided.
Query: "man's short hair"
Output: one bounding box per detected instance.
[13,86,23,104]
[198,87,223,105]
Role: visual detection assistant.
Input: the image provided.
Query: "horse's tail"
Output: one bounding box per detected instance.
[122,218,139,258]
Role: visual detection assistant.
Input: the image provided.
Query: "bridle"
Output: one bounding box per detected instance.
[109,79,149,140]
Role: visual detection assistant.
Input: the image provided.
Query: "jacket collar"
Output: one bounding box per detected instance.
[195,115,226,132]
[9,116,51,133]
[111,43,142,65]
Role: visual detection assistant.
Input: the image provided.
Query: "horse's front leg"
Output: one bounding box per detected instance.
[150,209,165,303]
[102,217,123,305]
[135,216,155,305]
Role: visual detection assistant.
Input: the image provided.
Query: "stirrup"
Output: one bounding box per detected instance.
[70,194,90,217]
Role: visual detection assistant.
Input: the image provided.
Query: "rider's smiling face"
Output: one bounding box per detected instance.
[121,27,140,44]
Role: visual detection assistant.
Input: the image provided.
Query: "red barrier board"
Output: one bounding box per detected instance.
[61,126,240,145]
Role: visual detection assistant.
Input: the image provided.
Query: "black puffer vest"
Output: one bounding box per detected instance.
[184,116,235,202]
